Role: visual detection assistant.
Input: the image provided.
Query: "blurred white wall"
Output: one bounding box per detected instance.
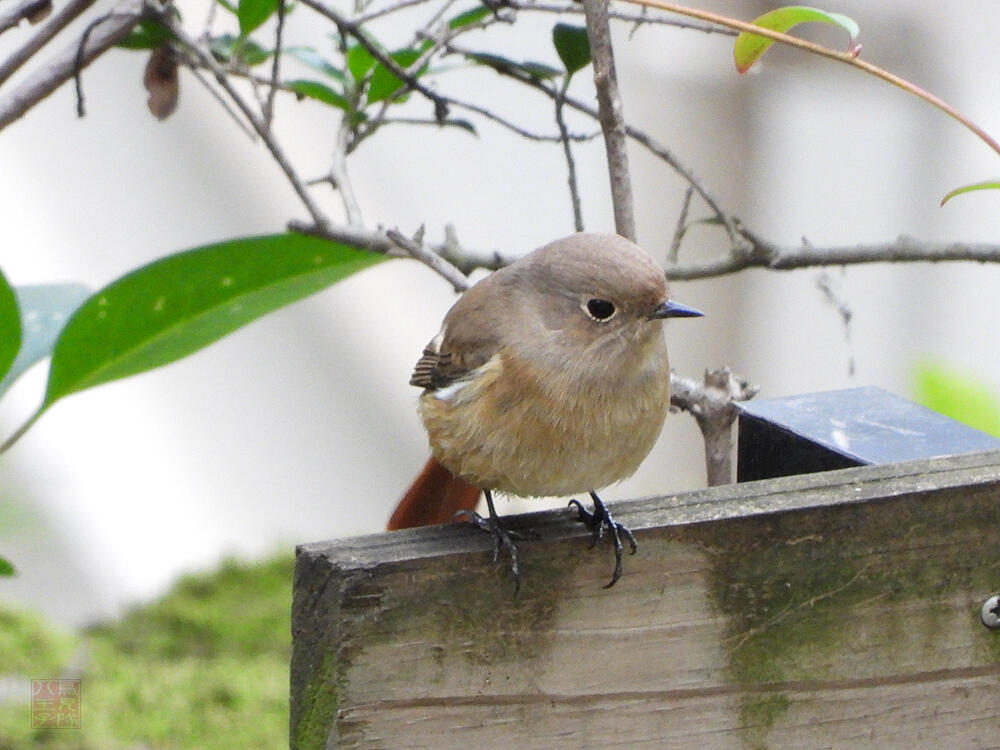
[2,0,1000,625]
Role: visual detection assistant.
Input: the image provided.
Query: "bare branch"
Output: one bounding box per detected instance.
[0,0,53,36]
[665,233,1000,281]
[0,0,96,86]
[288,219,524,278]
[582,0,634,239]
[670,368,759,486]
[0,0,142,132]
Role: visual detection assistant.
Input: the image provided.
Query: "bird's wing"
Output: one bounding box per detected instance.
[410,325,500,391]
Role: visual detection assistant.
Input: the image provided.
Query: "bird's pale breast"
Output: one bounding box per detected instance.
[418,335,670,497]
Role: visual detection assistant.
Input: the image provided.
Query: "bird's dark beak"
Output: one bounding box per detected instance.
[649,299,704,319]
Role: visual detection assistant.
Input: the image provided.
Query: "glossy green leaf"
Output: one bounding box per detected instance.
[465,51,561,79]
[448,5,490,29]
[347,44,376,81]
[940,180,1000,205]
[238,0,278,35]
[285,79,350,110]
[284,47,346,83]
[42,234,386,409]
[368,49,425,104]
[0,268,20,384]
[734,6,860,73]
[0,557,15,577]
[913,360,1000,437]
[117,19,171,50]
[211,34,272,66]
[552,23,590,75]
[0,284,90,399]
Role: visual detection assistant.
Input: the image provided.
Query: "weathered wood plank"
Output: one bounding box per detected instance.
[291,451,1000,749]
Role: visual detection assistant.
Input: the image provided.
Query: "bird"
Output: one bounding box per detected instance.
[389,232,703,589]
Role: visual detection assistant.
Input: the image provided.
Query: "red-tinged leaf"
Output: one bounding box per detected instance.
[941,180,1000,205]
[734,6,860,74]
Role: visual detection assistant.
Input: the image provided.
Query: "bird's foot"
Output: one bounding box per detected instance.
[568,493,638,588]
[453,507,524,593]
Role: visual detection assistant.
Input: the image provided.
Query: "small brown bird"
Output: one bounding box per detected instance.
[391,233,702,588]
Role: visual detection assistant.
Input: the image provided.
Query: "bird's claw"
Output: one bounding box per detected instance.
[569,494,637,588]
[453,508,522,593]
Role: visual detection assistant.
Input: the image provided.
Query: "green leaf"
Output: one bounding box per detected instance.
[285,79,350,110]
[41,234,386,410]
[0,284,90,399]
[448,5,490,29]
[367,49,425,104]
[913,360,1000,437]
[283,47,346,83]
[347,44,376,81]
[0,557,15,577]
[211,34,272,66]
[552,23,590,76]
[734,6,860,74]
[940,180,1000,205]
[117,19,171,50]
[465,52,561,79]
[0,268,19,384]
[238,0,278,35]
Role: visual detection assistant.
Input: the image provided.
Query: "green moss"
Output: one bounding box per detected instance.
[292,649,340,750]
[739,693,790,750]
[0,605,77,677]
[691,483,1000,749]
[0,554,294,749]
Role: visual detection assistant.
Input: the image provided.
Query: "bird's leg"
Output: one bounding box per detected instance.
[454,489,523,593]
[568,492,638,588]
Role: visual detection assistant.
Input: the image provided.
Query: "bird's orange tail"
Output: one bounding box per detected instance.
[387,457,482,530]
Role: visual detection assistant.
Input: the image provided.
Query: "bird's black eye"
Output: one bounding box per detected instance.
[585,298,616,321]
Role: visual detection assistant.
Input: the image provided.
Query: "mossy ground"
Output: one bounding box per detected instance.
[0,554,293,749]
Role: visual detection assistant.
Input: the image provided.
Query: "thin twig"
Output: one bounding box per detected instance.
[386,229,471,292]
[0,0,96,86]
[263,0,286,131]
[0,0,142,131]
[354,0,434,24]
[299,0,449,113]
[74,10,139,117]
[163,9,328,226]
[668,185,693,263]
[183,60,258,139]
[505,0,735,36]
[554,77,584,231]
[582,0,634,240]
